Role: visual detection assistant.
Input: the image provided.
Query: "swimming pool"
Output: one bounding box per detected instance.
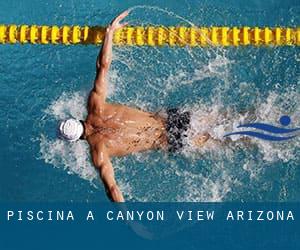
[0,0,299,202]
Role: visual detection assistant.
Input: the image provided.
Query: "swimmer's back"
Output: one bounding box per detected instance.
[86,101,168,156]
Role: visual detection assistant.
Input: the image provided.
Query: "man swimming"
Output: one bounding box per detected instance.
[58,11,210,202]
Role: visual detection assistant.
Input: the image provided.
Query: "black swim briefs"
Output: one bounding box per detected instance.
[166,108,191,153]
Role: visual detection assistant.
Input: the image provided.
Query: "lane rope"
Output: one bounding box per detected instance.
[0,25,299,46]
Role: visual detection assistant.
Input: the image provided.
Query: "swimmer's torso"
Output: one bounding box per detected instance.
[85,92,167,156]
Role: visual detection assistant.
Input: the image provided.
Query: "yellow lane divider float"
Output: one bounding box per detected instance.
[0,25,299,46]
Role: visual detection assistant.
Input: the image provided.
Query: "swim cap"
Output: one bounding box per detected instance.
[58,118,84,142]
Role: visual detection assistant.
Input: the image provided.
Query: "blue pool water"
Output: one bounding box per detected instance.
[0,0,299,202]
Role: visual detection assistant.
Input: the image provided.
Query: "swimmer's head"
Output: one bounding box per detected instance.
[57,118,84,142]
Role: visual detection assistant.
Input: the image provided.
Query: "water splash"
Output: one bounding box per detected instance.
[39,134,98,184]
[39,89,300,202]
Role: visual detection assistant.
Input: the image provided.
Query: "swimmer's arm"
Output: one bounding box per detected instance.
[93,29,112,99]
[94,11,129,99]
[92,144,124,202]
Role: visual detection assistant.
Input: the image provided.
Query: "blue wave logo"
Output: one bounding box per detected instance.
[224,116,300,141]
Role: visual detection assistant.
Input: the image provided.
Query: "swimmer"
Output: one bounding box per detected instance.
[58,11,210,202]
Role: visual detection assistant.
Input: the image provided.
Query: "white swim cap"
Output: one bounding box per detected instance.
[58,118,84,142]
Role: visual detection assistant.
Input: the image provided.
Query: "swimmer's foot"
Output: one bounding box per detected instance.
[193,133,210,147]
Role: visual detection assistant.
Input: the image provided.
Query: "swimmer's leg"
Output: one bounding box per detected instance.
[190,115,216,147]
[192,133,254,148]
[192,132,211,147]
[189,107,259,148]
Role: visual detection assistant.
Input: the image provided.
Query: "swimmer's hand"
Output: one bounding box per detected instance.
[107,10,129,33]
